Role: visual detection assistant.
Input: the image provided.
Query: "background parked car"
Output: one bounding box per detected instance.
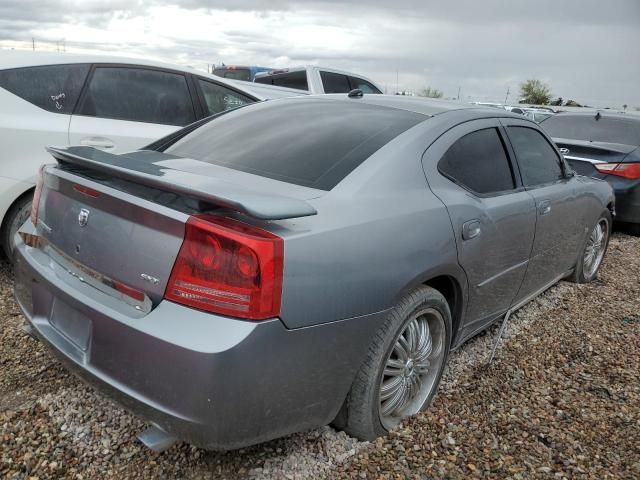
[523,109,554,123]
[541,112,640,234]
[0,52,303,259]
[14,95,613,451]
[253,65,383,94]
[212,65,273,82]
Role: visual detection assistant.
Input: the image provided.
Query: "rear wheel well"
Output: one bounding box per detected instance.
[423,275,462,345]
[606,202,614,216]
[1,187,34,257]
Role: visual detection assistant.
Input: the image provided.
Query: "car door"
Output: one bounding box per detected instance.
[422,119,536,331]
[502,119,583,302]
[69,65,198,152]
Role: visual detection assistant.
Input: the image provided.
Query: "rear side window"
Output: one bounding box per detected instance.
[320,71,351,93]
[166,99,426,190]
[77,67,195,126]
[541,115,640,146]
[508,126,563,186]
[348,76,382,94]
[0,64,90,114]
[254,71,308,91]
[438,128,515,195]
[197,79,254,116]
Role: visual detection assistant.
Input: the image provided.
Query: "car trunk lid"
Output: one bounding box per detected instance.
[553,137,637,178]
[33,146,320,313]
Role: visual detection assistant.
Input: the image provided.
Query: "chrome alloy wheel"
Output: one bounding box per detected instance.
[583,219,608,278]
[378,308,446,430]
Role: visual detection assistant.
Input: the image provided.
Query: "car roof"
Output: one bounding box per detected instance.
[311,93,523,118]
[550,111,640,122]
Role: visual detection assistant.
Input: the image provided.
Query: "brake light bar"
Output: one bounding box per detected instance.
[165,215,284,320]
[73,184,101,198]
[595,162,640,180]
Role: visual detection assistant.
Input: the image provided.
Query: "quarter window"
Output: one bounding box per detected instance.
[507,126,563,186]
[438,128,515,195]
[77,67,195,126]
[0,64,90,114]
[197,79,254,116]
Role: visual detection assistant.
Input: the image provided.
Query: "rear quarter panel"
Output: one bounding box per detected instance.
[272,122,466,329]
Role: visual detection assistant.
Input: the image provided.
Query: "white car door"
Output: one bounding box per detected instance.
[69,66,197,153]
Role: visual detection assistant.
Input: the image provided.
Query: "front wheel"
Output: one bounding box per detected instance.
[569,210,611,283]
[336,286,451,441]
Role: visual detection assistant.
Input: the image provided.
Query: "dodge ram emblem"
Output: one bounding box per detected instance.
[78,208,90,227]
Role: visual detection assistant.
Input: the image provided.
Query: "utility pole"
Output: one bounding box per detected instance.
[457,86,461,101]
[32,38,35,51]
[504,86,510,104]
[396,69,399,95]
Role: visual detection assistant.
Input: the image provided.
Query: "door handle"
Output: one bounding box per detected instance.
[79,137,115,150]
[538,200,551,215]
[462,219,481,240]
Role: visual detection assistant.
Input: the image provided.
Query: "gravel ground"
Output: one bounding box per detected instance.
[1,233,638,479]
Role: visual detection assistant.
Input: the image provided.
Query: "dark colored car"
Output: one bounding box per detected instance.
[541,112,640,233]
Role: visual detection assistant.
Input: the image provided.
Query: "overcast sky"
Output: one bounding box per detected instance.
[1,0,639,107]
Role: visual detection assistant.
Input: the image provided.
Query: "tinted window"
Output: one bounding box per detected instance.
[77,67,195,126]
[348,76,382,94]
[254,71,308,90]
[508,126,563,186]
[541,115,640,146]
[198,79,254,116]
[320,71,351,93]
[438,128,515,195]
[0,64,90,114]
[166,99,425,190]
[212,68,251,81]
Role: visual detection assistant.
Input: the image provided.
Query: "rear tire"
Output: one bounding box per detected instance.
[569,210,611,283]
[1,194,32,263]
[335,286,451,441]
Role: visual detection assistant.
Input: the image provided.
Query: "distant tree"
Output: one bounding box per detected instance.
[550,97,563,106]
[520,79,552,105]
[565,99,583,107]
[418,86,444,98]
[623,104,628,111]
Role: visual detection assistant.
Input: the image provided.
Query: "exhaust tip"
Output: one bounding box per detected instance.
[137,425,177,452]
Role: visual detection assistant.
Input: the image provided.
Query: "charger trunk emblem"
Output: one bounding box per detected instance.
[78,208,90,227]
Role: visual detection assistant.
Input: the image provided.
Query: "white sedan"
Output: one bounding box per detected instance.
[0,51,304,259]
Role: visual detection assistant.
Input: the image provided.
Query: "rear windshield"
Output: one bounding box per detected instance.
[541,115,640,146]
[166,98,426,190]
[254,71,309,91]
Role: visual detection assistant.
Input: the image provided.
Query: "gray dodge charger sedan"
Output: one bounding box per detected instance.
[14,94,614,451]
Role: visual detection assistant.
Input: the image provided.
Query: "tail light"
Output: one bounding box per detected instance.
[165,215,284,320]
[30,165,46,226]
[595,162,640,180]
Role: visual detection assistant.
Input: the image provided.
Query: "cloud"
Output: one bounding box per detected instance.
[0,0,638,106]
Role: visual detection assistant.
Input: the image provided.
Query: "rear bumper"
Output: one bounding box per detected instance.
[609,178,640,224]
[14,228,385,450]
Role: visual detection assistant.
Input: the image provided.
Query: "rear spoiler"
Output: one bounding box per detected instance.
[46,146,317,220]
